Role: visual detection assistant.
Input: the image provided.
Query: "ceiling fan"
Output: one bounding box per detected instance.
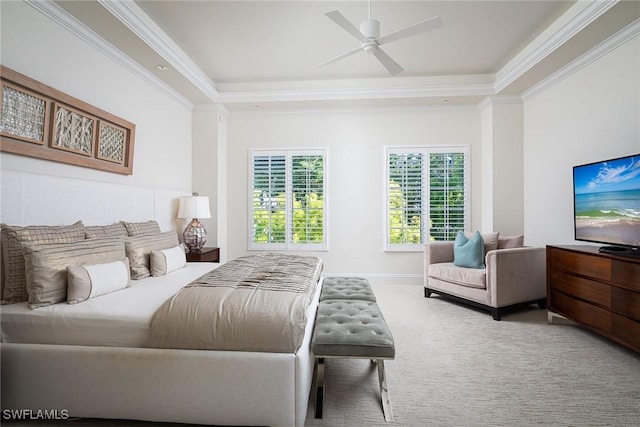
[316,1,443,76]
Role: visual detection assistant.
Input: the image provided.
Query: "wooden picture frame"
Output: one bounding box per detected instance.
[0,65,135,175]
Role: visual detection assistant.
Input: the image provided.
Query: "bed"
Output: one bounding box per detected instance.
[0,197,324,426]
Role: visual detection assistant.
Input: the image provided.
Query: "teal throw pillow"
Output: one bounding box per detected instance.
[453,230,485,269]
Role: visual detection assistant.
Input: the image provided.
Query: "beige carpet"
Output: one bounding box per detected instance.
[5,284,640,426]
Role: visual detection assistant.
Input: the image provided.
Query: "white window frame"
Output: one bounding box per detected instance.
[384,146,470,251]
[248,148,328,251]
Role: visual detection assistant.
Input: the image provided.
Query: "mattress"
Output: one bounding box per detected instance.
[0,263,218,348]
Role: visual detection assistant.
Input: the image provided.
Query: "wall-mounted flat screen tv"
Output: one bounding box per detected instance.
[573,153,640,255]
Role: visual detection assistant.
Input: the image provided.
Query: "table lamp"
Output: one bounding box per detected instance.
[178,193,211,253]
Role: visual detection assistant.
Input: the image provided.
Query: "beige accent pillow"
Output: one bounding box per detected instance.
[1,221,85,304]
[121,220,161,237]
[125,231,179,280]
[150,245,186,277]
[498,234,525,249]
[23,238,126,309]
[67,258,130,304]
[85,223,128,239]
[464,231,499,254]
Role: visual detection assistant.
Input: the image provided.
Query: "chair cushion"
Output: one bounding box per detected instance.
[428,262,487,289]
[454,231,485,269]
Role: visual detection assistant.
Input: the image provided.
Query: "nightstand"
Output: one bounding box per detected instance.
[186,247,220,263]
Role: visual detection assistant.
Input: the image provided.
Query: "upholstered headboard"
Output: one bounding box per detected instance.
[0,170,188,232]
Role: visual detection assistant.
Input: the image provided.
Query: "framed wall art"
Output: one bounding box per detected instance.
[0,65,135,175]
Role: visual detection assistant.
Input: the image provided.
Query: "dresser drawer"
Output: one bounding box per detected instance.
[611,287,640,321]
[612,313,640,351]
[612,260,640,292]
[549,270,610,308]
[548,248,611,281]
[551,289,611,333]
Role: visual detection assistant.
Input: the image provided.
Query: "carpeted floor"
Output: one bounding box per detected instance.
[5,283,640,426]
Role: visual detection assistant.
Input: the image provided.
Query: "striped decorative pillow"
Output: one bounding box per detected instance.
[121,220,161,237]
[85,223,128,239]
[1,221,85,304]
[23,237,125,308]
[125,231,179,279]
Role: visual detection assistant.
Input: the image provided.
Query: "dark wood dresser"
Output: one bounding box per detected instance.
[546,245,640,352]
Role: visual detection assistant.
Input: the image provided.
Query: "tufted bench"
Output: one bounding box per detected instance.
[320,276,377,302]
[312,277,395,422]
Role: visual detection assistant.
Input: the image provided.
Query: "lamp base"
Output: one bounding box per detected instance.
[183,218,207,253]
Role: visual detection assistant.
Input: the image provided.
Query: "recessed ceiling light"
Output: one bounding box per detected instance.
[156,64,169,71]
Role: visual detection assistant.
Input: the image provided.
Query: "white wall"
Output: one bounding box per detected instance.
[224,107,481,283]
[0,1,192,193]
[191,108,221,246]
[523,35,640,247]
[480,99,525,236]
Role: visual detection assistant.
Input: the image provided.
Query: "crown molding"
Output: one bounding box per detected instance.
[478,95,523,110]
[522,19,640,101]
[25,0,194,110]
[494,0,618,93]
[193,104,229,115]
[227,102,479,117]
[218,82,494,105]
[97,0,219,102]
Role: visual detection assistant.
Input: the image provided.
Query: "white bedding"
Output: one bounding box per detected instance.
[0,262,218,347]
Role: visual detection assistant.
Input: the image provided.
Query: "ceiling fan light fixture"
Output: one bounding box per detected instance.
[362,41,378,54]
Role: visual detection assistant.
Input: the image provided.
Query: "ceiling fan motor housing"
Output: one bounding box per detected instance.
[360,19,380,39]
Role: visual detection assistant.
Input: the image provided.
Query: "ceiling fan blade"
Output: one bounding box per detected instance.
[314,46,362,69]
[325,10,368,42]
[372,47,403,75]
[377,16,443,45]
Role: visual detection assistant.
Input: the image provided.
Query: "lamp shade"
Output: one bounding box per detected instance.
[178,196,211,219]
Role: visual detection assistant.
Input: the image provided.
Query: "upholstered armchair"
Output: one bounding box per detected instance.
[423,235,547,320]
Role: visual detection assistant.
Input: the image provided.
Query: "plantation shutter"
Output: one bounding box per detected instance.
[387,151,425,246]
[386,146,469,250]
[291,153,325,244]
[250,149,327,250]
[428,150,468,241]
[252,154,286,245]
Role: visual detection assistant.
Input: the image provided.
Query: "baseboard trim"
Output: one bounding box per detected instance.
[323,273,423,286]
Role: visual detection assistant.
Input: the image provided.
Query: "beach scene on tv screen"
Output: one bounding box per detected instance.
[574,155,640,246]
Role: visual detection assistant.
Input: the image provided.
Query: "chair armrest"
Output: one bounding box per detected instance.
[485,246,547,307]
[424,241,454,285]
[424,241,455,265]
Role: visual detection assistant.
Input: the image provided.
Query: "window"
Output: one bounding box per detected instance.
[386,146,469,250]
[249,149,327,250]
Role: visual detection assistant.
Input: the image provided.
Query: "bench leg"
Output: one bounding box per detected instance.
[315,358,325,419]
[376,359,394,422]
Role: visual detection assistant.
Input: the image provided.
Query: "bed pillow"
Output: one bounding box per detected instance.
[85,223,128,239]
[125,231,179,280]
[498,234,525,249]
[67,258,130,304]
[23,238,125,309]
[150,245,186,277]
[1,221,85,304]
[454,230,485,269]
[121,220,161,237]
